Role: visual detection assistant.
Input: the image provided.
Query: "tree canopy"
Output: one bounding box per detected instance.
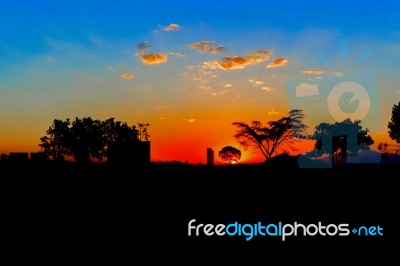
[232,109,307,161]
[388,101,400,144]
[39,117,149,163]
[378,101,400,155]
[218,146,241,164]
[311,118,374,164]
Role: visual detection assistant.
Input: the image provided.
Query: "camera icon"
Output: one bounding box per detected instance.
[287,64,381,168]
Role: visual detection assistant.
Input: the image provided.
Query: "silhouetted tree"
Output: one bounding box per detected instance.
[232,109,307,161]
[219,146,241,164]
[378,101,400,155]
[388,101,400,144]
[312,118,374,165]
[39,117,149,163]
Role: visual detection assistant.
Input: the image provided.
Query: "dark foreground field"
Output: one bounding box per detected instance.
[1,160,398,262]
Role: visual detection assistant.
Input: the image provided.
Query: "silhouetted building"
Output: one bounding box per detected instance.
[207,148,214,166]
[9,152,29,161]
[1,154,8,160]
[30,152,47,161]
[108,141,150,166]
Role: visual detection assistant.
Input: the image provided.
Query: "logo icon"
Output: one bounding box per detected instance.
[286,40,381,168]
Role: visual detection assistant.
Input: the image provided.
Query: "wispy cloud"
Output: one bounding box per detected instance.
[261,86,272,92]
[164,23,180,31]
[301,70,324,76]
[198,85,212,91]
[221,83,232,88]
[186,41,226,54]
[301,70,343,77]
[249,79,266,86]
[136,52,168,64]
[267,58,288,68]
[168,52,185,58]
[120,73,134,79]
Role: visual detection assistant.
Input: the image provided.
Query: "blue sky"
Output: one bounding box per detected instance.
[1,1,399,163]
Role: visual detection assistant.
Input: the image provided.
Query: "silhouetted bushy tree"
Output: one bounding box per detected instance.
[312,118,374,164]
[219,146,241,164]
[378,101,400,155]
[39,117,150,163]
[388,101,400,144]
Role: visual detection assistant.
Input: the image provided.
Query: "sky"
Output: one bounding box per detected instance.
[1,1,399,164]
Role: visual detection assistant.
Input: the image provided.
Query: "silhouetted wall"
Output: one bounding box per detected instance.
[207,148,214,166]
[108,141,150,166]
[9,152,28,161]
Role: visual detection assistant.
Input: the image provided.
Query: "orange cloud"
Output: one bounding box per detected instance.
[268,109,280,115]
[199,50,271,70]
[120,73,134,79]
[186,41,225,54]
[136,53,168,64]
[267,58,288,68]
[164,23,180,31]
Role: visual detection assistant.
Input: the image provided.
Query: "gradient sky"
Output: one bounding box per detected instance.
[1,1,399,164]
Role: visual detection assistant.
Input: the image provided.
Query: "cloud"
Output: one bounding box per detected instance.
[169,52,185,58]
[267,58,288,68]
[198,85,211,91]
[120,73,134,79]
[199,50,271,70]
[136,53,168,64]
[222,83,232,88]
[261,86,272,92]
[249,79,266,86]
[137,42,149,50]
[193,76,203,81]
[301,70,343,77]
[268,109,280,115]
[301,70,324,76]
[258,50,272,56]
[188,119,195,123]
[209,45,226,54]
[186,41,226,54]
[164,23,180,31]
